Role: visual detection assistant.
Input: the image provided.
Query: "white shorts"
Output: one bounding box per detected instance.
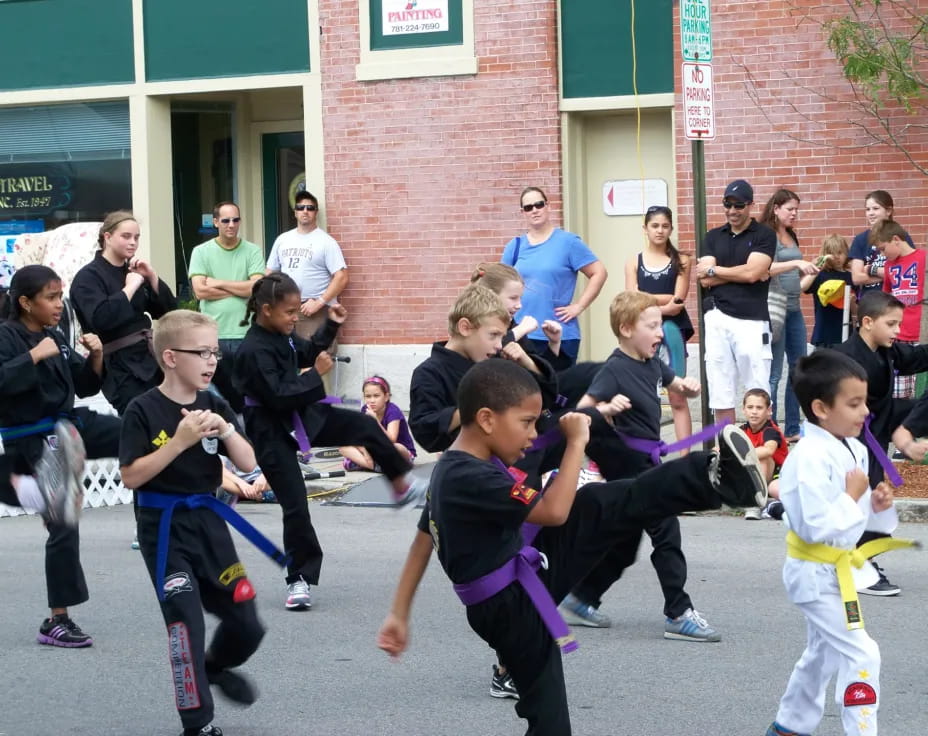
[704,308,772,410]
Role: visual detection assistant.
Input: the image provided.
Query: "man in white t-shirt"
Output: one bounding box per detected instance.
[266,190,349,342]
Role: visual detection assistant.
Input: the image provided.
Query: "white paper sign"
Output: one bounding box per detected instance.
[682,62,716,140]
[382,0,449,35]
[602,179,669,217]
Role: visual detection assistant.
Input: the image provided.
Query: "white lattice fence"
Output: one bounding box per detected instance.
[0,393,126,519]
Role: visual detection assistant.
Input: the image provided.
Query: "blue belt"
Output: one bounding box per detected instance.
[137,491,290,602]
[0,414,76,442]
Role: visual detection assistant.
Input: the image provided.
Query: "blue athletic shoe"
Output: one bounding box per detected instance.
[664,608,721,642]
[765,722,807,736]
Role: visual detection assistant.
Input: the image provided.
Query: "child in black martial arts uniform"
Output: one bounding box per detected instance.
[378,359,767,736]
[121,309,274,736]
[233,273,426,611]
[70,211,178,414]
[0,265,121,647]
[562,291,723,640]
[834,289,928,595]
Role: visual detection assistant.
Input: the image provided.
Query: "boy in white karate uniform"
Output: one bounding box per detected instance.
[767,349,906,736]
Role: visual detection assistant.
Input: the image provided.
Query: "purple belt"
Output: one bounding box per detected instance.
[618,419,729,467]
[452,544,577,654]
[862,414,903,486]
[243,395,341,461]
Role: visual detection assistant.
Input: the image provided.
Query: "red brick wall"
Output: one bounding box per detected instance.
[318,0,562,344]
[674,0,928,338]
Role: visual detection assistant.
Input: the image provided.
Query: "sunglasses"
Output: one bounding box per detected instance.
[722,200,749,210]
[522,200,546,213]
[646,205,673,216]
[295,204,318,212]
[219,217,241,224]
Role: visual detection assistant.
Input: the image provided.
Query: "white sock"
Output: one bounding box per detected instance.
[13,475,46,513]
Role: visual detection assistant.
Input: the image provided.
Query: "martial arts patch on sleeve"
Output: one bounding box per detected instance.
[844,682,877,707]
[510,481,538,505]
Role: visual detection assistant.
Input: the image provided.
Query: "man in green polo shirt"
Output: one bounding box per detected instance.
[188,200,265,411]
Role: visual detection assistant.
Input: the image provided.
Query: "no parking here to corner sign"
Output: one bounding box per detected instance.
[682,62,715,140]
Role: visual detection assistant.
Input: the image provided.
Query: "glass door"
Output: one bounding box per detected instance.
[261,131,305,254]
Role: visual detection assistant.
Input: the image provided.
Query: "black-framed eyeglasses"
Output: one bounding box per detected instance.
[722,200,749,210]
[218,217,241,224]
[522,200,546,213]
[295,204,318,212]
[171,348,223,361]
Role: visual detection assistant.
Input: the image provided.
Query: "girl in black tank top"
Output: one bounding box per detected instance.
[624,206,694,444]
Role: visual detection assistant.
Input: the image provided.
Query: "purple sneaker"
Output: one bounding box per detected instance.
[37,614,93,648]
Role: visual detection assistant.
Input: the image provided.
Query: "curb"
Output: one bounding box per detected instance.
[895,498,928,523]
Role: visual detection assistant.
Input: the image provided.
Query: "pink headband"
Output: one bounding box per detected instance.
[363,376,390,392]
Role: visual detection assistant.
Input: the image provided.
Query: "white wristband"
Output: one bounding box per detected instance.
[218,423,236,441]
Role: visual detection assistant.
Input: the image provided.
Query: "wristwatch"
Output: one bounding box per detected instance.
[672,297,685,305]
[706,266,716,278]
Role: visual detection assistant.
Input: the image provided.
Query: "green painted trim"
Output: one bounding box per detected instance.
[262,132,304,254]
[561,0,673,99]
[0,0,133,91]
[144,0,310,82]
[369,0,462,50]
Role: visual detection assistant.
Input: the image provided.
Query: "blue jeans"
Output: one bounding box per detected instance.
[770,309,806,437]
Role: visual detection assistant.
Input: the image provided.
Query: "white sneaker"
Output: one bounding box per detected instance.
[285,576,312,610]
[54,420,86,527]
[743,506,762,520]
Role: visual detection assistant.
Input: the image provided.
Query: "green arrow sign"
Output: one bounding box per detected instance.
[681,0,712,62]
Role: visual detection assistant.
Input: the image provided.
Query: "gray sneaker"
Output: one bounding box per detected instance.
[664,608,721,642]
[34,421,85,527]
[394,476,428,509]
[285,576,312,610]
[558,593,612,628]
[711,425,768,508]
[53,420,86,527]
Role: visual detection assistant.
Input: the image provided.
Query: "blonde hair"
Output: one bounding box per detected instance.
[448,284,510,337]
[609,291,659,338]
[470,262,522,295]
[98,210,137,250]
[153,310,218,370]
[820,234,849,269]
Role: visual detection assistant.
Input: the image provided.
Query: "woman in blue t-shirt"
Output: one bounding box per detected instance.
[759,189,820,442]
[500,186,607,365]
[624,205,694,444]
[848,189,914,299]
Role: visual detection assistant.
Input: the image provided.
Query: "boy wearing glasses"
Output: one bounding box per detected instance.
[189,201,266,412]
[266,190,349,342]
[695,179,778,426]
[121,309,278,736]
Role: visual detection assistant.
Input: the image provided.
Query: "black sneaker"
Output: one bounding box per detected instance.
[182,725,223,736]
[860,561,901,596]
[208,668,258,705]
[762,500,785,521]
[490,665,519,700]
[36,614,93,648]
[711,425,768,508]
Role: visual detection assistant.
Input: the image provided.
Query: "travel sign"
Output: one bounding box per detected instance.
[0,172,72,215]
[681,0,712,62]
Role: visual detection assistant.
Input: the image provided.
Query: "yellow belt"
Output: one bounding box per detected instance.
[786,530,919,630]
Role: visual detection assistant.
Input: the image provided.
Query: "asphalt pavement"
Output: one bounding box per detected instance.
[1,503,926,736]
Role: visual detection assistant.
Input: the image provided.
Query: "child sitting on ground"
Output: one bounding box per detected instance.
[339,375,416,471]
[740,388,789,520]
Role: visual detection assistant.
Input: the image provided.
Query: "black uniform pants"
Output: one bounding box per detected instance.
[214,339,245,414]
[465,452,719,736]
[138,507,265,732]
[252,405,412,585]
[45,409,121,609]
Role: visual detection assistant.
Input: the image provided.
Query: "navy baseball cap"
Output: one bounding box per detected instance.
[723,179,754,203]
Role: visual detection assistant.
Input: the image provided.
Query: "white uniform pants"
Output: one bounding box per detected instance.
[703,308,771,409]
[775,592,881,736]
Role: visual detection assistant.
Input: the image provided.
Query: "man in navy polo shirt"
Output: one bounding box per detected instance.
[696,179,777,426]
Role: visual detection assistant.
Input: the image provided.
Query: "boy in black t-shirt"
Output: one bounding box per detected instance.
[378,359,767,736]
[120,310,283,736]
[562,292,723,640]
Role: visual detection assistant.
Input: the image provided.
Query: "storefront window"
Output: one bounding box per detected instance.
[0,101,131,285]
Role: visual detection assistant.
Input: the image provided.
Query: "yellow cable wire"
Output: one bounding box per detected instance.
[630,0,647,228]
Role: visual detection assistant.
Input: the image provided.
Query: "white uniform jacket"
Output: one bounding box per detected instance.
[779,422,898,604]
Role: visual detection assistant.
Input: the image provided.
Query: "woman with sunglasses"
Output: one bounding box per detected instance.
[500,186,607,366]
[70,210,177,415]
[759,189,819,443]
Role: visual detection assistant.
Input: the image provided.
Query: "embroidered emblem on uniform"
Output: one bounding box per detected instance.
[152,429,170,448]
[233,578,256,603]
[219,562,246,585]
[163,572,193,598]
[845,600,861,625]
[59,344,70,359]
[843,681,877,707]
[510,482,538,505]
[168,621,200,709]
[201,437,218,455]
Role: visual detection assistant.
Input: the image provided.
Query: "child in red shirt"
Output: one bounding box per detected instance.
[740,388,789,519]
